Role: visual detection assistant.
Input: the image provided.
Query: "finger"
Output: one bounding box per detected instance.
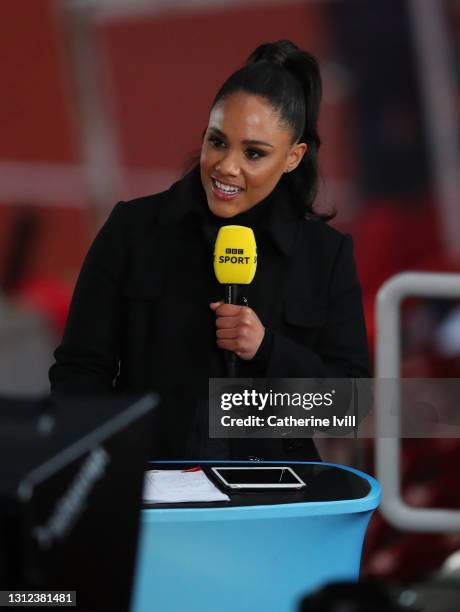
[216,328,239,340]
[217,339,243,352]
[209,301,224,311]
[216,316,240,329]
[213,303,243,317]
[239,307,254,326]
[216,306,254,326]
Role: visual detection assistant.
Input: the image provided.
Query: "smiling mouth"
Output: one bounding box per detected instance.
[211,177,243,200]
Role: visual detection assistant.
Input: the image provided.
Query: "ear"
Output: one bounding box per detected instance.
[285,142,307,173]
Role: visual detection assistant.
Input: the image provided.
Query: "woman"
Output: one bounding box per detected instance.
[49,40,369,460]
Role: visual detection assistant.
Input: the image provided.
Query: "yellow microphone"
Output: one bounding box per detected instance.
[213,226,257,377]
[214,225,257,287]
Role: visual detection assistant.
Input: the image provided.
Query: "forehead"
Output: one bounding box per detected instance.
[209,92,290,142]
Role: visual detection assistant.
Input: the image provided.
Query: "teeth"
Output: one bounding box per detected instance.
[214,179,240,193]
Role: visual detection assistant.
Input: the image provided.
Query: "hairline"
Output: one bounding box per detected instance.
[212,88,301,146]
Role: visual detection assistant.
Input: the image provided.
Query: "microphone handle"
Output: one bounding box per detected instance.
[224,284,239,378]
[224,284,239,306]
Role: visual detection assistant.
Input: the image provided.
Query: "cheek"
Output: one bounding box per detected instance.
[200,144,222,168]
[246,164,282,191]
[200,149,210,169]
[200,146,217,169]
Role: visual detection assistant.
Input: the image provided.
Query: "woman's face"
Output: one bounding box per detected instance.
[200,91,306,218]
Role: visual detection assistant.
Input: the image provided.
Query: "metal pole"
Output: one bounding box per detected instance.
[376,272,460,532]
[408,0,460,259]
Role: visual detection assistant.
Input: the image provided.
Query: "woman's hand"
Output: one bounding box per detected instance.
[209,301,265,360]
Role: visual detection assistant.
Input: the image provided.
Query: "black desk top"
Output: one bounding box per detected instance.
[144,461,371,509]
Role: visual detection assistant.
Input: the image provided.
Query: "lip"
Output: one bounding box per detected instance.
[211,176,243,189]
[210,177,244,201]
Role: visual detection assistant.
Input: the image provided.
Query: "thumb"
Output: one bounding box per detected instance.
[209,301,224,311]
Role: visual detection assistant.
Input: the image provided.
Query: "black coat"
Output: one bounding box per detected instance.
[49,167,369,460]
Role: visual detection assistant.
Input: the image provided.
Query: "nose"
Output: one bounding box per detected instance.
[215,150,240,177]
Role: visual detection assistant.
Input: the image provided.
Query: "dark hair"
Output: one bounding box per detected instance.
[210,40,333,220]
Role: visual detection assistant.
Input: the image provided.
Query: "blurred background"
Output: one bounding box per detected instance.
[2,0,460,590]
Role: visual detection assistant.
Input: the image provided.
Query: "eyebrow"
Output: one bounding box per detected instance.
[208,127,274,148]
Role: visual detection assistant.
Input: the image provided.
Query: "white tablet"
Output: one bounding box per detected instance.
[211,466,306,490]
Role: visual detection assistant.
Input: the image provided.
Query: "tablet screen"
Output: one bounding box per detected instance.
[211,467,306,489]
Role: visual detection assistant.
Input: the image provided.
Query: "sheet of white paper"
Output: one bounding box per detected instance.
[143,469,230,503]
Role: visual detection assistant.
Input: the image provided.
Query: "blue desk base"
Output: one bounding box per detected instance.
[131,462,380,612]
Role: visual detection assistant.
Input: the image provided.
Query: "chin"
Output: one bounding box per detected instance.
[206,193,244,218]
[208,203,238,219]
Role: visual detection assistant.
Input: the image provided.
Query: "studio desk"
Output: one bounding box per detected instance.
[131,461,380,612]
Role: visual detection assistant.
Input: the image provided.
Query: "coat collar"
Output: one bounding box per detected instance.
[157,165,302,257]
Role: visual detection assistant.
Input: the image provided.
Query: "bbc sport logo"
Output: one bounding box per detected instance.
[225,248,244,254]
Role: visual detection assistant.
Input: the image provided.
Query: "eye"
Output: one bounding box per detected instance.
[208,136,226,149]
[245,148,266,161]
